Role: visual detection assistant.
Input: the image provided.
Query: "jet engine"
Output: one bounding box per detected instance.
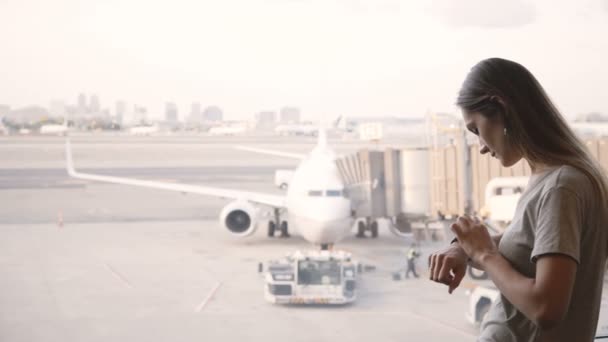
[219,200,259,237]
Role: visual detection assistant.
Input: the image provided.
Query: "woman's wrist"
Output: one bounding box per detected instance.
[449,238,471,264]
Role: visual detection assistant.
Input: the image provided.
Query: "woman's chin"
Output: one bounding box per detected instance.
[500,157,519,168]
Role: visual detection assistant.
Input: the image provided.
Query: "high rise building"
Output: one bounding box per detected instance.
[90,94,100,114]
[165,102,178,123]
[203,106,223,122]
[255,111,276,130]
[188,102,202,123]
[133,105,147,125]
[279,107,300,124]
[115,101,127,125]
[77,93,87,115]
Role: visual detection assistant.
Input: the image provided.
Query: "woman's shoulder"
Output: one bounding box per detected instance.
[540,165,593,197]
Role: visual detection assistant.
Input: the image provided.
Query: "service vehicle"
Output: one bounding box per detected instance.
[264,249,357,305]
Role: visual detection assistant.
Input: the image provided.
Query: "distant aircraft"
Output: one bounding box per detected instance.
[569,121,608,138]
[39,124,68,136]
[65,129,354,248]
[274,123,318,136]
[128,124,159,136]
[207,124,248,136]
[274,116,347,137]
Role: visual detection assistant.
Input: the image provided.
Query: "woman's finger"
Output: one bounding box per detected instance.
[448,267,466,294]
[451,223,464,240]
[437,257,453,285]
[428,254,434,280]
[433,254,444,281]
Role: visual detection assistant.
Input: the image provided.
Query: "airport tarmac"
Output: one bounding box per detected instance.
[1,135,483,341]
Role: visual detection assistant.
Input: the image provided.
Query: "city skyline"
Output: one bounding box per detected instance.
[1,0,607,120]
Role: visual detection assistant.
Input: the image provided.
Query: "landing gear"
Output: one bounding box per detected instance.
[370,221,378,238]
[268,221,276,237]
[268,208,290,238]
[356,221,366,238]
[355,217,379,238]
[279,221,290,238]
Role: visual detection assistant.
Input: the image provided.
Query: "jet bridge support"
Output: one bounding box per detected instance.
[335,148,432,239]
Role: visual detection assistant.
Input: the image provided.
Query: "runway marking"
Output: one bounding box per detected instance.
[195,281,222,313]
[103,263,133,289]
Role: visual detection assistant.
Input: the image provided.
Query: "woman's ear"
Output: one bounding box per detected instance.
[490,95,506,107]
[490,95,509,124]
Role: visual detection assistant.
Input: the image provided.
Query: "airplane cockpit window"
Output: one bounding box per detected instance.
[326,190,342,197]
[308,190,323,196]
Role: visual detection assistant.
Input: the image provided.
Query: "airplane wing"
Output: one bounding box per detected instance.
[234,145,305,160]
[65,139,286,208]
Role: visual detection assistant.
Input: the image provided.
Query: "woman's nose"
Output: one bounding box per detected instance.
[480,145,490,154]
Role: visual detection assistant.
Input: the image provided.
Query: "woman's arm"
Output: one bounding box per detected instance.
[480,252,576,329]
[467,233,502,270]
[453,216,577,330]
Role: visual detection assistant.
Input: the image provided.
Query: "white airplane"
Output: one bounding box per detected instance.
[207,124,248,136]
[274,123,318,136]
[65,130,354,248]
[569,121,608,138]
[39,124,68,135]
[274,116,349,137]
[129,124,159,136]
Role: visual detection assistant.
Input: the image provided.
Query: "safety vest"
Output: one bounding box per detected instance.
[407,249,418,260]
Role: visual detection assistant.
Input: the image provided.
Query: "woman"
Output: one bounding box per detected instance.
[429,58,608,341]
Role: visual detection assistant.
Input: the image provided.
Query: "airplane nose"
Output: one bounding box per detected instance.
[292,216,353,245]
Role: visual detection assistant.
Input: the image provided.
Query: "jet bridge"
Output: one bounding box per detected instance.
[337,120,608,241]
[335,148,431,238]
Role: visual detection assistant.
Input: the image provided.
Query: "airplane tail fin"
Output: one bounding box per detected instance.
[332,115,342,128]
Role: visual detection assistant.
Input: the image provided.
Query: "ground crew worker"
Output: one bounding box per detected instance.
[406,243,420,279]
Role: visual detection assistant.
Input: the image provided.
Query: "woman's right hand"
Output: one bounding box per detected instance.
[428,243,469,294]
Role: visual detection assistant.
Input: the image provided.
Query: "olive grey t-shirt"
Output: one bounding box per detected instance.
[479,165,608,342]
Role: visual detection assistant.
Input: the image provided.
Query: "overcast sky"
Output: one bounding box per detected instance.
[0,0,607,120]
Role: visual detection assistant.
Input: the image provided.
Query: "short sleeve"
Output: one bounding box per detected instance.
[531,187,583,264]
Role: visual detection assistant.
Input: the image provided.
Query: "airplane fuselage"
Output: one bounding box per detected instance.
[285,146,353,245]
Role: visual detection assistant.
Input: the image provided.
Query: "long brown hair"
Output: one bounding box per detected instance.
[457,58,608,238]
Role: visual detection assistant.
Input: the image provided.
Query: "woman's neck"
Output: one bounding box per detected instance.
[527,160,557,175]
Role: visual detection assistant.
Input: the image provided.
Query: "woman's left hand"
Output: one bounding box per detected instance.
[451,216,498,265]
